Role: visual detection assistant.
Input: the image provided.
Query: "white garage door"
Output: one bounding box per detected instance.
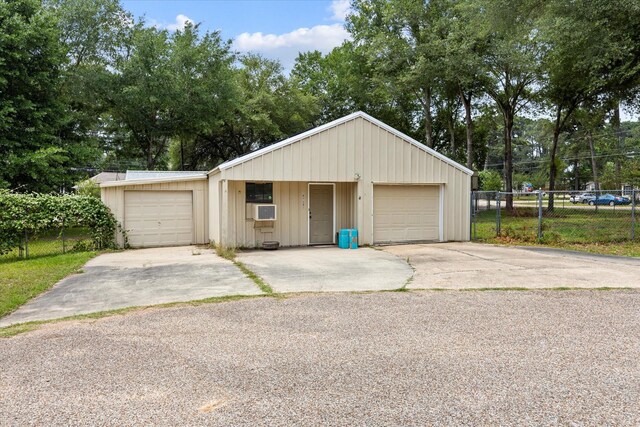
[374,185,440,243]
[124,191,193,248]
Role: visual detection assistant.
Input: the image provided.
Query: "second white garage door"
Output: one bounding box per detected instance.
[373,185,440,243]
[124,191,193,248]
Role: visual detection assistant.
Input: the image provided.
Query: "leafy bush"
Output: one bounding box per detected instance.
[479,170,503,192]
[0,190,121,255]
[75,179,101,198]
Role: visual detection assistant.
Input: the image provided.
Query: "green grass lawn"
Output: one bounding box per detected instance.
[0,252,96,318]
[473,208,640,257]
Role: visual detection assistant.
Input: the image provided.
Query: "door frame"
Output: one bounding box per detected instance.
[307,183,336,245]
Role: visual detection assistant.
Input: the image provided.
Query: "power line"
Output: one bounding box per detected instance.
[483,150,638,168]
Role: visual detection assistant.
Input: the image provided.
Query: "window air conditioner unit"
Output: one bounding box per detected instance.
[254,204,277,221]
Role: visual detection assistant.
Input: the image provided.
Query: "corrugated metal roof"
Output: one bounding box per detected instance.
[125,170,207,181]
[90,172,126,184]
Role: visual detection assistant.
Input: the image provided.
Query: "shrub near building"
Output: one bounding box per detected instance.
[0,191,120,255]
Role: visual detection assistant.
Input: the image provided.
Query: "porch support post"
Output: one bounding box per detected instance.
[220,179,230,247]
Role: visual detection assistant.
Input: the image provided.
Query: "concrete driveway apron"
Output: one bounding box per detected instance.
[0,246,260,327]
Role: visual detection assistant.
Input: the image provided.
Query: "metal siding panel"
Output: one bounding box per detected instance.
[411,145,419,182]
[283,145,292,180]
[346,121,356,179]
[280,182,290,244]
[403,139,412,182]
[311,133,321,181]
[319,131,329,181]
[369,121,378,182]
[273,147,283,181]
[302,138,312,181]
[329,126,338,178]
[395,136,403,182]
[389,132,396,182]
[293,138,302,179]
[355,120,363,182]
[263,153,273,180]
[337,125,346,181]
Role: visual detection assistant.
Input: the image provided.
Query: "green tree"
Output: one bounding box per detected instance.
[479,170,503,191]
[103,25,175,169]
[348,0,448,148]
[50,0,134,177]
[172,54,318,169]
[539,0,640,208]
[0,0,85,192]
[474,0,544,210]
[292,43,415,136]
[168,22,237,170]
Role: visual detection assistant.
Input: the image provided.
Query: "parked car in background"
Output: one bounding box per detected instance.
[588,194,631,206]
[570,193,596,204]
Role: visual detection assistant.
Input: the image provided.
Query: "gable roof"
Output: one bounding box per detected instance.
[209,111,473,176]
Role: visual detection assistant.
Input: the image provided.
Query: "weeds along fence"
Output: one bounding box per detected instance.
[471,190,638,244]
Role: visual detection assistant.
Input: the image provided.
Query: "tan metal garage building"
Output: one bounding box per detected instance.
[101,175,208,247]
[101,112,472,248]
[208,112,472,247]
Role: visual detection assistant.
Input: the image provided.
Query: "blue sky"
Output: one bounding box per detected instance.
[121,0,352,69]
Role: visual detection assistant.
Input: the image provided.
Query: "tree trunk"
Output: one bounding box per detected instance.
[147,140,154,170]
[447,112,455,153]
[612,104,622,188]
[503,111,514,211]
[180,140,185,171]
[459,90,474,170]
[548,107,562,211]
[424,87,433,148]
[587,131,599,191]
[548,130,560,211]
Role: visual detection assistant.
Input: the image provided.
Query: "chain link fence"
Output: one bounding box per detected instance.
[1,226,95,262]
[471,189,638,244]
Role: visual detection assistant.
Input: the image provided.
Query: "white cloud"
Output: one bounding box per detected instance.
[166,14,193,32]
[329,0,352,21]
[234,23,350,70]
[148,14,193,32]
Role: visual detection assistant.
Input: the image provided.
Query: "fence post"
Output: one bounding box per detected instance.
[632,189,636,241]
[62,218,66,254]
[474,192,478,240]
[18,232,24,258]
[470,191,474,240]
[537,190,543,242]
[496,191,501,237]
[24,229,29,259]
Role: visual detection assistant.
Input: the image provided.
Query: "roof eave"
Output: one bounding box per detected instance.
[100,174,207,188]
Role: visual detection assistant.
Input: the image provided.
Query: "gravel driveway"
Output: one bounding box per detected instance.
[1,290,639,425]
